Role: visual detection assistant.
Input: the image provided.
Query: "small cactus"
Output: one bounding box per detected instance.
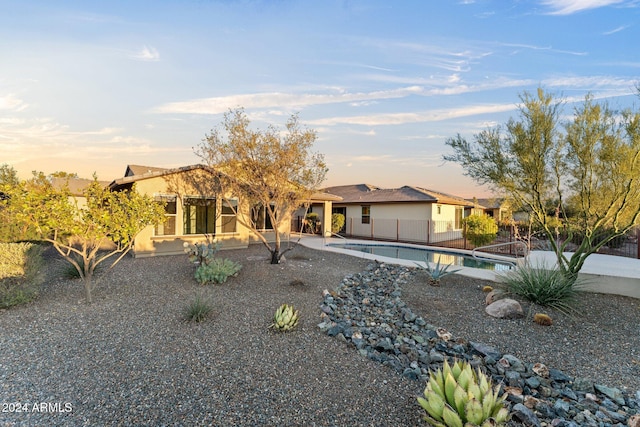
[533,313,553,326]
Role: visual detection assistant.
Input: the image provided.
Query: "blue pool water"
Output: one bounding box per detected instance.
[326,243,513,271]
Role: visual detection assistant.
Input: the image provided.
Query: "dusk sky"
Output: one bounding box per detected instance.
[1,0,639,197]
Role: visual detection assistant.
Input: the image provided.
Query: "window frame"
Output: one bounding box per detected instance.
[154,194,177,236]
[361,205,371,225]
[220,198,238,234]
[251,203,276,231]
[183,196,217,235]
[455,206,463,230]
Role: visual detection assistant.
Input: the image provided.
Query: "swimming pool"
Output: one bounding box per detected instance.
[326,242,514,271]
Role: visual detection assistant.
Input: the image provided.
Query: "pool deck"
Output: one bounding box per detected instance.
[300,236,640,300]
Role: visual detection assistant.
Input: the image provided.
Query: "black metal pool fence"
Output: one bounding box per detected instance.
[292,217,640,259]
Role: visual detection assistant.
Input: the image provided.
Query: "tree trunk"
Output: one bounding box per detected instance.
[270,250,280,264]
[84,273,93,304]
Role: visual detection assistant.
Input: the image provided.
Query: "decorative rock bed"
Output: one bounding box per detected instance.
[318,261,639,426]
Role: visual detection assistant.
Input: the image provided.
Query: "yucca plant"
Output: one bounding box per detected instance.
[497,262,582,314]
[417,359,509,427]
[415,256,461,286]
[270,303,300,332]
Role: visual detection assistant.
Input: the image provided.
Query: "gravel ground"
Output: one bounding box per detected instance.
[1,243,639,426]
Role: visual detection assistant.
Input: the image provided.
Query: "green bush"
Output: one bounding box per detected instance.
[497,262,582,314]
[0,243,44,308]
[462,214,498,247]
[194,258,242,285]
[331,213,345,234]
[183,294,213,322]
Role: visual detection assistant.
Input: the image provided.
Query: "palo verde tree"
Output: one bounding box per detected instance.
[15,174,166,303]
[444,87,640,280]
[197,108,328,264]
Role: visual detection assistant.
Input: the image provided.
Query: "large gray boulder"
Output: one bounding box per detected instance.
[485,298,523,319]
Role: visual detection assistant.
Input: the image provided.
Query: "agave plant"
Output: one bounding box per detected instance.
[270,303,300,332]
[417,359,509,427]
[415,256,461,286]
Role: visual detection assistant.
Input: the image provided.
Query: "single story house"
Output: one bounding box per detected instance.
[322,184,481,244]
[108,164,337,257]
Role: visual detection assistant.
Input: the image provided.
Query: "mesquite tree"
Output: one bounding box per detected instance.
[197,108,327,264]
[445,88,640,279]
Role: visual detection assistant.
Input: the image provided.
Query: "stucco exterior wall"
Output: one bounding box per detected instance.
[129,173,254,257]
[336,202,463,243]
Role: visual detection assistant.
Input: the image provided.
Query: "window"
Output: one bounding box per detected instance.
[436,205,441,215]
[455,206,463,229]
[154,196,177,236]
[361,205,371,224]
[183,197,216,235]
[251,203,275,230]
[221,199,238,233]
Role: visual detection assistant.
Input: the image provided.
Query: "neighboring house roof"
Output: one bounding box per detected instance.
[471,198,505,210]
[124,164,170,177]
[110,164,212,190]
[50,177,110,196]
[324,184,473,207]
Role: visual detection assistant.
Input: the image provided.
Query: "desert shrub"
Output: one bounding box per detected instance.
[462,214,498,247]
[497,262,582,314]
[0,242,44,308]
[183,294,213,322]
[194,258,242,285]
[331,213,345,234]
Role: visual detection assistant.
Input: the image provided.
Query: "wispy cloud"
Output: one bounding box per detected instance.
[131,45,160,61]
[307,103,517,127]
[154,86,425,114]
[542,75,637,90]
[603,24,630,34]
[0,94,28,112]
[501,42,587,56]
[155,76,538,116]
[540,0,626,15]
[0,116,190,177]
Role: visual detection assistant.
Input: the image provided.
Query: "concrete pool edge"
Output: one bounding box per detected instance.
[299,237,507,281]
[299,237,640,300]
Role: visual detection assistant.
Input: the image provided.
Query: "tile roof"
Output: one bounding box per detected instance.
[50,177,110,196]
[111,164,341,202]
[124,164,170,177]
[323,184,473,206]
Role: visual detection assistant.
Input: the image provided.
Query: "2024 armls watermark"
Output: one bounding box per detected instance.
[2,401,73,413]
